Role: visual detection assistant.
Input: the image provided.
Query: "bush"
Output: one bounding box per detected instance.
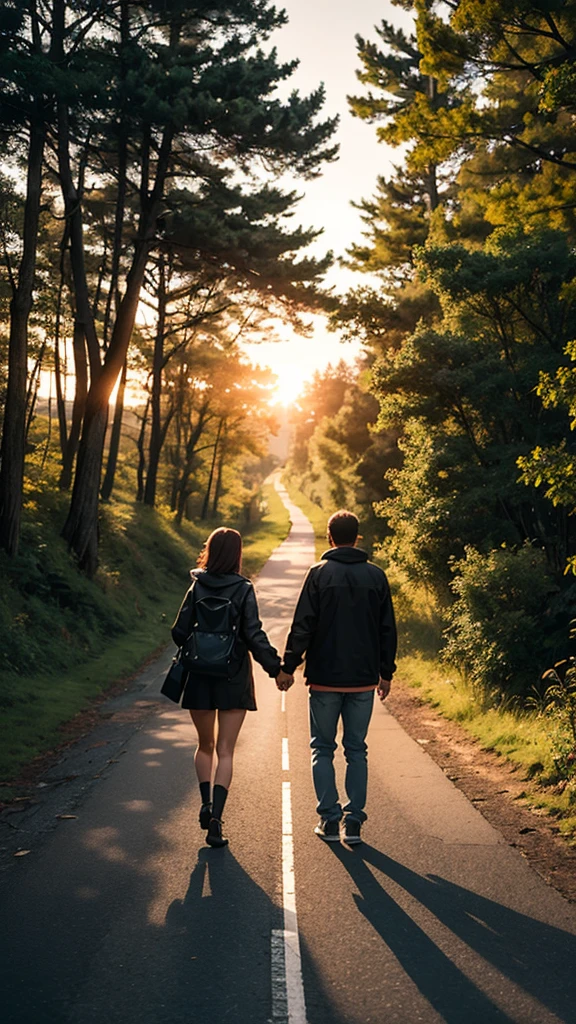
[443,544,572,699]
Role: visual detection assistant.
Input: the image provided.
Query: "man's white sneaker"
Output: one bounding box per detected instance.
[314,819,341,841]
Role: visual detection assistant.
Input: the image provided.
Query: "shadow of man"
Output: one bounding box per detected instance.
[329,843,576,1024]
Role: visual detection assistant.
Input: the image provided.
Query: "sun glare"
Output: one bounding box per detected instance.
[270,367,306,407]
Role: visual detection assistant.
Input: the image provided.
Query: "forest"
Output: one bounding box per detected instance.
[288,0,576,723]
[0,0,337,561]
[3,0,576,805]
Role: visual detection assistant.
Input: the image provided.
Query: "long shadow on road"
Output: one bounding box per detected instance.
[328,843,576,1024]
[0,710,284,1024]
[163,848,284,1023]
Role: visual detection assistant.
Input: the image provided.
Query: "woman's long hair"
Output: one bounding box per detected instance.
[197,527,242,575]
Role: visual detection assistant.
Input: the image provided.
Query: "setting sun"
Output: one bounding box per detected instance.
[270,367,307,407]
[243,315,361,413]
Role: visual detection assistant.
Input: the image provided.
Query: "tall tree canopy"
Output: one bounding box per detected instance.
[0,0,338,572]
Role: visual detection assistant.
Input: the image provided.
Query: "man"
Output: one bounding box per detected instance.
[278,509,397,845]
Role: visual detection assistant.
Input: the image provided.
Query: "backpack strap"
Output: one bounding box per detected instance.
[190,577,251,622]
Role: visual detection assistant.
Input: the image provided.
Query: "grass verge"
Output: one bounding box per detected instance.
[0,480,289,796]
[390,565,576,842]
[396,653,576,841]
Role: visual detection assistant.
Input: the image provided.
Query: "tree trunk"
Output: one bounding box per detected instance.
[174,406,209,524]
[201,417,224,520]
[101,355,128,501]
[25,338,46,442]
[136,398,150,503]
[426,164,439,214]
[54,229,70,465]
[425,77,439,214]
[212,447,225,517]
[59,318,88,490]
[62,107,175,571]
[175,474,190,525]
[40,370,54,476]
[52,0,100,378]
[57,100,101,377]
[144,256,166,506]
[0,116,45,555]
[61,385,109,573]
[169,472,179,512]
[62,241,149,572]
[103,132,127,348]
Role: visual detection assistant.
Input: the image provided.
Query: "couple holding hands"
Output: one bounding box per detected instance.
[172,510,397,849]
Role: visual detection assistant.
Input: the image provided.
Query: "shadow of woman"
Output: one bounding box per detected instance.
[164,847,284,1023]
[328,843,576,1024]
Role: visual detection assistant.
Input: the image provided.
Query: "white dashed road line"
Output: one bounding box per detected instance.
[271,739,308,1023]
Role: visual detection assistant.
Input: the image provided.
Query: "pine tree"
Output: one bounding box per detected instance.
[53,0,338,574]
[0,0,51,554]
[416,1,576,186]
[333,9,471,355]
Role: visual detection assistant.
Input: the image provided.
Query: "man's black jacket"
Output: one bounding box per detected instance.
[283,546,397,688]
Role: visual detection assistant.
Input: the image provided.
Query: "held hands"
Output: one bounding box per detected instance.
[276,671,388,696]
[377,677,391,703]
[276,669,294,691]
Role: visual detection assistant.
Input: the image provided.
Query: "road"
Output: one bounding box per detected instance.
[2,479,576,1024]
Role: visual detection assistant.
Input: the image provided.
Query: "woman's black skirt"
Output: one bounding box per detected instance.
[181,656,257,711]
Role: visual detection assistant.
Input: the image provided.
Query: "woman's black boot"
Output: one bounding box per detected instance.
[199,803,212,830]
[206,818,228,848]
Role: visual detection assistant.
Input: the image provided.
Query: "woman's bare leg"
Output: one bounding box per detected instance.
[214,709,246,790]
[189,709,216,784]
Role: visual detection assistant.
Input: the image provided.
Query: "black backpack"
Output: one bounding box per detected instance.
[180,581,247,678]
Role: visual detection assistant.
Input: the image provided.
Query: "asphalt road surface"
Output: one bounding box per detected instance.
[2,478,576,1024]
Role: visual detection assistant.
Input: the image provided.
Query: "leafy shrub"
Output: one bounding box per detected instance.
[527,668,576,791]
[443,544,572,699]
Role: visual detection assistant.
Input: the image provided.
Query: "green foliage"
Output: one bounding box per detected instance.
[527,667,576,796]
[518,340,576,525]
[323,4,576,729]
[396,647,576,836]
[0,481,204,693]
[443,545,568,698]
[341,2,576,818]
[540,62,576,115]
[378,557,444,658]
[285,362,400,550]
[349,14,476,172]
[416,0,576,180]
[344,172,431,275]
[373,228,576,587]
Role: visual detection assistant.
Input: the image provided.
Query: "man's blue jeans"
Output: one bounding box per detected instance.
[309,689,375,823]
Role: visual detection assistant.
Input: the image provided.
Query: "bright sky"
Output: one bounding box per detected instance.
[242,0,413,405]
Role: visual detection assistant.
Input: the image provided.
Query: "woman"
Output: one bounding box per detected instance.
[172,527,281,848]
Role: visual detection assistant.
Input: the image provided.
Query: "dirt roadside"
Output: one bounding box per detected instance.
[387,679,576,903]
